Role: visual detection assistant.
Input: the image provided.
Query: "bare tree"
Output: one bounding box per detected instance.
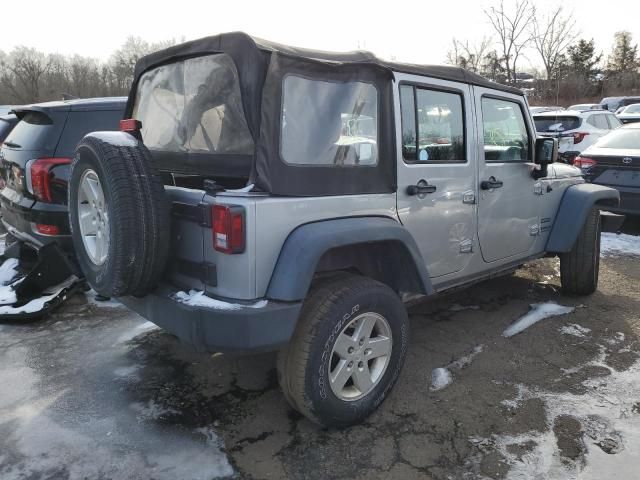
[484,0,536,84]
[0,47,51,103]
[532,7,578,80]
[446,37,493,73]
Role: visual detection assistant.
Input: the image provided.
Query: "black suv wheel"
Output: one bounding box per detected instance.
[277,274,409,427]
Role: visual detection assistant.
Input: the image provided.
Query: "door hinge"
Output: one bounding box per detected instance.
[462,191,476,204]
[459,239,473,253]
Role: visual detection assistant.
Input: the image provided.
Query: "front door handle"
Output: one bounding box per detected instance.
[407,180,437,196]
[480,176,504,190]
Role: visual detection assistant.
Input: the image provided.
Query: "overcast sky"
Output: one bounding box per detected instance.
[4,0,639,70]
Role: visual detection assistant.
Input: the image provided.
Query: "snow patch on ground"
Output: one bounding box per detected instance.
[431,345,486,392]
[174,290,268,310]
[601,232,640,257]
[113,365,141,379]
[116,321,159,344]
[487,354,640,479]
[503,303,575,337]
[0,258,19,285]
[560,323,591,338]
[431,368,453,391]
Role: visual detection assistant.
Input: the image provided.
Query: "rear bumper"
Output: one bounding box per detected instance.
[0,193,72,251]
[118,285,302,353]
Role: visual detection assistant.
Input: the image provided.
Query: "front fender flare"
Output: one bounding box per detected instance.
[546,183,620,253]
[266,217,434,302]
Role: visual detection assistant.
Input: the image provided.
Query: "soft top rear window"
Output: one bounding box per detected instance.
[533,115,581,132]
[132,54,253,157]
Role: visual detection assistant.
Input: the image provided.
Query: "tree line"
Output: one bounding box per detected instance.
[0,37,178,105]
[447,0,640,105]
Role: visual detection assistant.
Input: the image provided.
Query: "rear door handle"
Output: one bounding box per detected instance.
[407,180,437,196]
[480,177,503,190]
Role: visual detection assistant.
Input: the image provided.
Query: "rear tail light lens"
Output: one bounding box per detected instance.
[573,156,597,169]
[35,223,60,235]
[573,132,589,144]
[212,205,245,254]
[30,157,72,202]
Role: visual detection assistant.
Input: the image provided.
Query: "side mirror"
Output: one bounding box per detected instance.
[533,137,557,179]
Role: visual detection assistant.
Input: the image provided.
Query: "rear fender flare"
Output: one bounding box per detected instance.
[266,217,434,301]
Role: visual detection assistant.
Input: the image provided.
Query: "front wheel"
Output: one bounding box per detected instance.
[560,208,601,295]
[277,274,409,427]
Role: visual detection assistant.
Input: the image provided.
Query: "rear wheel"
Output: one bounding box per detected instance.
[560,208,601,295]
[277,274,409,427]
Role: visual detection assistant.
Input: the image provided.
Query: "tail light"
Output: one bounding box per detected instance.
[30,157,72,202]
[573,156,597,169]
[35,223,60,235]
[212,205,245,254]
[120,118,142,133]
[573,132,589,144]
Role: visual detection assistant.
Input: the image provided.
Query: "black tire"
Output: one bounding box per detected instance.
[560,208,601,295]
[68,133,170,297]
[277,274,409,428]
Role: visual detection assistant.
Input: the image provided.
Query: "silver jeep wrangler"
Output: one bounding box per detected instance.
[67,33,621,427]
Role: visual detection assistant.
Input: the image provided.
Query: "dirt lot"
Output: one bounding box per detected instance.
[1,219,639,480]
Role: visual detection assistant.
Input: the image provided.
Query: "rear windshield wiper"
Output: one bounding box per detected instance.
[2,141,21,148]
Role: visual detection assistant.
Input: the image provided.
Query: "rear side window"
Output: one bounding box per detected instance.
[482,97,530,162]
[607,114,622,129]
[588,114,609,130]
[0,118,15,142]
[533,115,581,132]
[3,111,66,152]
[400,85,465,163]
[281,75,378,166]
[133,54,253,156]
[55,109,123,156]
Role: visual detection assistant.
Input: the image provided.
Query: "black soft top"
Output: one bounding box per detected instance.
[128,33,523,197]
[132,31,522,97]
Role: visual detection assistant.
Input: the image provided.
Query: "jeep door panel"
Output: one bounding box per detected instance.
[394,74,477,278]
[474,89,541,263]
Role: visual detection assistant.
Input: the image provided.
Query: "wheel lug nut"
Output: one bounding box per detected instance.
[365,348,371,356]
[358,361,364,369]
[348,347,354,354]
[359,338,364,346]
[347,361,354,368]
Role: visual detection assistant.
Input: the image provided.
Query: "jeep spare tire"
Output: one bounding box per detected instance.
[69,132,170,297]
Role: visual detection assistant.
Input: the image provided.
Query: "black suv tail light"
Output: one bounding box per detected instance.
[30,157,72,202]
[212,205,245,254]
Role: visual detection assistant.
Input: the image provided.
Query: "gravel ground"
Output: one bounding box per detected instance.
[1,218,639,480]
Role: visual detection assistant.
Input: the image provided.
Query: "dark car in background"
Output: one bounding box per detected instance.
[600,96,640,113]
[0,113,19,144]
[574,123,640,216]
[0,97,126,252]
